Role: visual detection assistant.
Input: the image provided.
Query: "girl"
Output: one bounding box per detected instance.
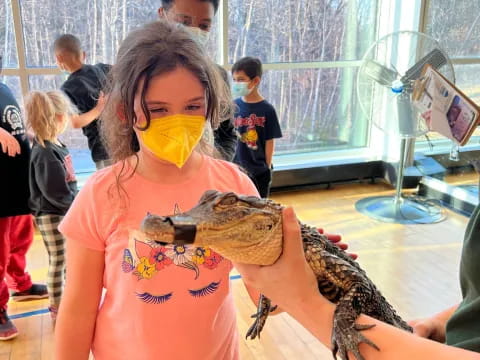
[25,91,78,321]
[55,21,262,359]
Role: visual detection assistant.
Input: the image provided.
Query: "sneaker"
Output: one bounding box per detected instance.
[48,305,58,324]
[10,283,48,302]
[0,309,18,340]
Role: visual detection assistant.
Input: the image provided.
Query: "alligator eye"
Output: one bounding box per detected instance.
[217,195,237,206]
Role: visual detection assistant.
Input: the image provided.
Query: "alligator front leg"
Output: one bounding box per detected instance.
[331,285,379,360]
[246,294,277,340]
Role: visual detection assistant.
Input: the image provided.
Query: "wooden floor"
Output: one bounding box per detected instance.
[0,175,476,359]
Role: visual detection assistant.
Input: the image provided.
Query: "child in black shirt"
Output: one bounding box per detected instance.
[231,57,283,198]
[25,90,78,322]
[54,34,111,169]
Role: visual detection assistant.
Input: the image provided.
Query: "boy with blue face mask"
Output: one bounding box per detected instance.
[231,57,283,198]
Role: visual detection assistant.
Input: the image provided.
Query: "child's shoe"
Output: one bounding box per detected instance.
[0,308,18,340]
[10,283,48,301]
[48,305,58,324]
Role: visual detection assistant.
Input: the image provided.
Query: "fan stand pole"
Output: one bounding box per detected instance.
[393,137,408,209]
[355,137,445,224]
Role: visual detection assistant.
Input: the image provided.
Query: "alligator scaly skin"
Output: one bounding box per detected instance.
[246,224,412,360]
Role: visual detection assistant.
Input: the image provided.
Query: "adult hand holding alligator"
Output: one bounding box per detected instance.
[142,190,480,360]
[235,207,480,360]
[141,191,414,359]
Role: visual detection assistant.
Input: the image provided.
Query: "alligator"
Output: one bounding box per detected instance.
[141,190,413,360]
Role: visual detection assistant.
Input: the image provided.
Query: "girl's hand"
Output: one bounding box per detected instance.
[234,207,323,311]
[409,317,447,343]
[0,127,21,157]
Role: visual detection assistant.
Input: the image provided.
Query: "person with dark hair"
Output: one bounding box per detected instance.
[231,56,282,198]
[0,55,48,341]
[158,0,238,161]
[54,20,261,360]
[54,34,111,170]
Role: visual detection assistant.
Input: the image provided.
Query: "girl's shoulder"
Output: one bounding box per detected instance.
[203,156,256,194]
[80,162,120,195]
[205,156,246,177]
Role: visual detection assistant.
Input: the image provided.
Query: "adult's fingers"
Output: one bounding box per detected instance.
[281,207,304,258]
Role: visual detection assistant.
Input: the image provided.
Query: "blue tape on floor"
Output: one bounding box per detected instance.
[10,308,49,319]
[9,274,242,320]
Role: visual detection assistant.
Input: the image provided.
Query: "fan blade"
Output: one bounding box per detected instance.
[363,60,399,87]
[400,48,447,85]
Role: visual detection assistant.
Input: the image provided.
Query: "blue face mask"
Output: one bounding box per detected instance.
[232,81,251,98]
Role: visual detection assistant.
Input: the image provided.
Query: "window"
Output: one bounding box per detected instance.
[6,0,384,172]
[19,0,159,67]
[424,1,480,58]
[228,0,377,155]
[0,1,18,68]
[419,0,480,150]
[261,68,368,153]
[228,0,377,63]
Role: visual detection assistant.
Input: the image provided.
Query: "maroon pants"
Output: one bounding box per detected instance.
[0,215,34,309]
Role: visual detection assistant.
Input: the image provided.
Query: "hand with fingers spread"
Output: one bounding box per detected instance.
[317,228,358,260]
[0,127,21,157]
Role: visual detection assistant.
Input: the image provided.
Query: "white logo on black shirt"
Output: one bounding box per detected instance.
[2,105,24,136]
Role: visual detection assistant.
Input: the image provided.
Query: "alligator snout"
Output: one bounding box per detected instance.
[141,213,197,245]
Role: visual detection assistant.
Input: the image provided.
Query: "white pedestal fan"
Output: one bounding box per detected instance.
[355,31,455,224]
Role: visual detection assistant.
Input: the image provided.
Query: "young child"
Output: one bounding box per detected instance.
[54,21,263,359]
[54,34,112,170]
[0,57,48,340]
[25,91,78,321]
[231,57,283,198]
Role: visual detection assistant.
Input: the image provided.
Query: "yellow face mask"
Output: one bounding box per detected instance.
[140,114,206,168]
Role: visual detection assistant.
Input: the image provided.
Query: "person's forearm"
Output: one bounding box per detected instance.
[265,140,274,168]
[54,241,104,360]
[287,296,480,360]
[71,108,100,129]
[54,302,98,359]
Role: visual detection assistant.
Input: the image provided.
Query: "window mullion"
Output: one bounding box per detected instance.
[10,0,29,96]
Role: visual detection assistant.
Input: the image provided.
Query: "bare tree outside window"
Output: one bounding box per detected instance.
[228,0,377,153]
[1,0,381,170]
[0,0,18,68]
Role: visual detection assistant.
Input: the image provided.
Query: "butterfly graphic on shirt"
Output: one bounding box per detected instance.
[122,249,135,273]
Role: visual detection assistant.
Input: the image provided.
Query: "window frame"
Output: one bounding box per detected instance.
[6,0,479,173]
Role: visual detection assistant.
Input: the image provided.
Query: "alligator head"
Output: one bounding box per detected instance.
[140,190,285,265]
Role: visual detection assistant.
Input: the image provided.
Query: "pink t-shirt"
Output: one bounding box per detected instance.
[59,155,258,360]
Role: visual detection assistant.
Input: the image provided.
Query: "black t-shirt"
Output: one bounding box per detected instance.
[213,66,237,161]
[61,64,111,162]
[233,98,282,176]
[29,140,77,216]
[0,83,31,218]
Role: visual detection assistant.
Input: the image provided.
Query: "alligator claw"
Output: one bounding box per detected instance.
[246,297,277,340]
[331,322,378,360]
[246,315,263,340]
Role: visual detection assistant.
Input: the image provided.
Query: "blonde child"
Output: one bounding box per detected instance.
[54,21,263,359]
[25,91,78,321]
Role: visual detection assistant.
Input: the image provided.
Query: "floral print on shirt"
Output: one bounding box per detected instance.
[123,230,224,281]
